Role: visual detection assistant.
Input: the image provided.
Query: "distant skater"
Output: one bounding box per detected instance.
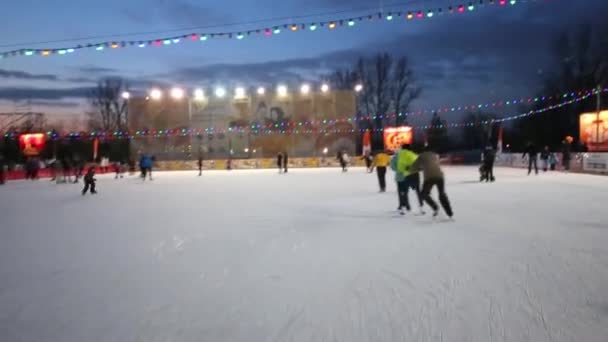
[140,154,153,180]
[372,150,390,192]
[522,142,538,175]
[337,151,348,172]
[277,152,283,173]
[114,161,124,179]
[198,156,203,176]
[411,148,453,218]
[562,140,572,171]
[540,146,550,172]
[362,152,373,173]
[81,166,97,195]
[283,152,289,173]
[480,145,496,182]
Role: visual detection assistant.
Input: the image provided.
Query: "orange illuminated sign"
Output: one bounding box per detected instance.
[384,126,413,151]
[19,133,46,156]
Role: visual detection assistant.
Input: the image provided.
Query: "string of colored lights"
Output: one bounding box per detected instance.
[3,89,602,140]
[0,0,529,60]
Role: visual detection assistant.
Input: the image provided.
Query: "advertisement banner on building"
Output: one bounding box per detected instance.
[383,126,413,151]
[580,111,608,151]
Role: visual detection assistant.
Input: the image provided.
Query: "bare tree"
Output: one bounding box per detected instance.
[87,78,129,131]
[391,57,421,126]
[521,25,608,148]
[329,53,420,149]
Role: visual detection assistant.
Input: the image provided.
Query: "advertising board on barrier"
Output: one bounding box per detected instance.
[583,153,608,173]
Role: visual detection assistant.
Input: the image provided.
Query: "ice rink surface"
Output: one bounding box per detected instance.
[1,166,607,342]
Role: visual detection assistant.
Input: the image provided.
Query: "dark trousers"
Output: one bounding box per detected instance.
[340,161,347,172]
[376,166,387,191]
[398,173,423,211]
[142,167,152,179]
[365,158,372,171]
[283,162,288,173]
[563,159,571,171]
[421,178,453,217]
[82,181,96,194]
[528,156,538,174]
[541,158,548,172]
[0,169,4,184]
[481,161,495,181]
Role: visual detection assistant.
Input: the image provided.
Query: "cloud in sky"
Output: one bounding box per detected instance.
[0,87,94,100]
[0,68,58,81]
[122,0,232,27]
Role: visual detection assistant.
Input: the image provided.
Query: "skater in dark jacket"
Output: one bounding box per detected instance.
[411,149,453,218]
[82,166,97,195]
[540,146,550,172]
[0,154,5,185]
[522,142,538,175]
[283,152,289,173]
[481,146,496,182]
[197,156,203,176]
[562,140,572,171]
[276,152,283,173]
[337,151,348,172]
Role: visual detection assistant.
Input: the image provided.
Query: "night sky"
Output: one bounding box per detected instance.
[0,0,606,123]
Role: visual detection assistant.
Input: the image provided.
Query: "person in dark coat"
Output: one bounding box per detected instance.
[283,152,289,173]
[82,166,97,195]
[410,149,453,218]
[0,154,5,185]
[522,142,538,175]
[337,150,347,172]
[362,152,373,173]
[276,152,283,173]
[72,154,84,183]
[540,146,550,172]
[481,145,496,182]
[562,140,572,171]
[197,156,203,176]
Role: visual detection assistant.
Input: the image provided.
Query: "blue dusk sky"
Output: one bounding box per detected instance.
[0,0,606,122]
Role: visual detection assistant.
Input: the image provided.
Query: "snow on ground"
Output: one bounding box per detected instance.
[1,166,607,342]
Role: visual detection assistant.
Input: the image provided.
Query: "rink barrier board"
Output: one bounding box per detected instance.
[3,153,606,181]
[494,152,608,174]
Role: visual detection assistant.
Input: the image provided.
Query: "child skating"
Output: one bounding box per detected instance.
[82,166,97,195]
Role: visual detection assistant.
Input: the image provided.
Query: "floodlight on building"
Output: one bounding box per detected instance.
[354,84,363,93]
[257,87,266,95]
[170,87,184,100]
[321,83,330,93]
[300,84,310,95]
[149,88,162,100]
[121,91,130,100]
[235,87,246,99]
[215,87,226,98]
[193,88,205,100]
[277,85,288,97]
